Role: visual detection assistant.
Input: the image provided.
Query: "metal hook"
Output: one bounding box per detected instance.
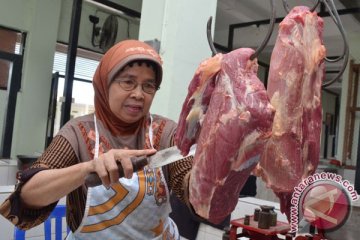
[282,0,321,13]
[323,0,349,63]
[206,0,275,60]
[250,0,276,60]
[322,0,349,87]
[207,16,218,56]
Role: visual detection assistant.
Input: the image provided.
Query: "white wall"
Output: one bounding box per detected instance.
[349,32,360,62]
[0,0,142,158]
[336,27,360,164]
[0,0,62,157]
[139,0,218,121]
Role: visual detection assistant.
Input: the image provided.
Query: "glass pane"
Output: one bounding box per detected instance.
[0,59,11,90]
[53,78,95,135]
[53,77,64,136]
[53,51,99,80]
[0,59,11,153]
[0,27,24,55]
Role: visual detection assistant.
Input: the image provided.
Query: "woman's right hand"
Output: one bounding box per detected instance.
[89,148,156,187]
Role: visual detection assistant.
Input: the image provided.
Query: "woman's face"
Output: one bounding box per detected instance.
[108,62,157,123]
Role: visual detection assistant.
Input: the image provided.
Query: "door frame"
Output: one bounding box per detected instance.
[45,72,59,148]
[0,50,23,158]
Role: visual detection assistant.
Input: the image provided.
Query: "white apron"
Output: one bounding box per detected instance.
[66,115,179,240]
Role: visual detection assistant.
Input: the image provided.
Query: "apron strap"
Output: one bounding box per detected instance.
[148,114,154,149]
[94,115,100,159]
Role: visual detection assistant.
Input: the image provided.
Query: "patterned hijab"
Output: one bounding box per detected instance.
[93,40,163,136]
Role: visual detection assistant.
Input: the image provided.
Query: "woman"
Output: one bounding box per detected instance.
[0,40,193,239]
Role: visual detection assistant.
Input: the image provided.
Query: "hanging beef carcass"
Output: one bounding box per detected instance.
[175,54,222,155]
[255,6,326,219]
[176,48,275,224]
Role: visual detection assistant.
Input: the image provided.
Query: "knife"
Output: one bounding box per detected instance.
[85,145,196,187]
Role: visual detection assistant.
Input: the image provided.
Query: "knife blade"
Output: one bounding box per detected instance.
[85,145,196,187]
[148,144,196,168]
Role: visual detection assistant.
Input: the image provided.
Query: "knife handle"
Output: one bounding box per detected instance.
[85,156,148,187]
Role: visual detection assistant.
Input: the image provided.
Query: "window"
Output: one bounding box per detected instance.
[50,44,102,136]
[0,26,25,90]
[0,26,25,157]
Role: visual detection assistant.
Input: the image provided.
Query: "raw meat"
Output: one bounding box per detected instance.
[175,54,222,155]
[176,48,275,223]
[255,6,325,219]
